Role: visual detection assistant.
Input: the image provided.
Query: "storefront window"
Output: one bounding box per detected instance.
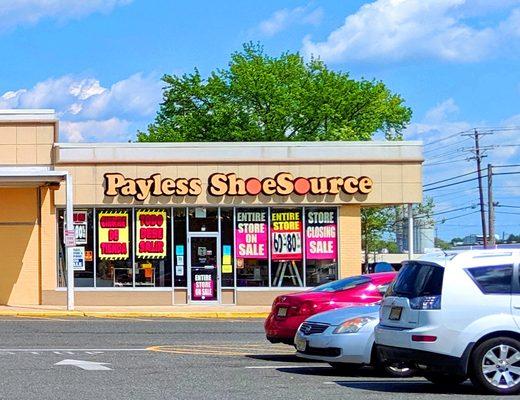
[57,209,95,287]
[220,208,234,287]
[304,208,338,286]
[134,209,172,287]
[173,208,187,287]
[270,208,304,287]
[96,209,133,287]
[188,207,218,232]
[235,208,269,287]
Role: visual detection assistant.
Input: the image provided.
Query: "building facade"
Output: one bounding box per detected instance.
[0,110,423,306]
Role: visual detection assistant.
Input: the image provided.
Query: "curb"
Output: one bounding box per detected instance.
[0,311,269,319]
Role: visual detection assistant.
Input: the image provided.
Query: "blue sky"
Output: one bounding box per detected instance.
[0,0,519,240]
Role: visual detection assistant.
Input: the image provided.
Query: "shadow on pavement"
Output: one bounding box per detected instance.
[246,354,319,363]
[330,379,481,395]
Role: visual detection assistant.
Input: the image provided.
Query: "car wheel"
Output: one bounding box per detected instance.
[469,337,520,395]
[384,363,415,378]
[423,372,466,386]
[328,362,360,375]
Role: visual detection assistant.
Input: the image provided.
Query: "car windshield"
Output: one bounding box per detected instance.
[388,262,444,298]
[311,275,371,292]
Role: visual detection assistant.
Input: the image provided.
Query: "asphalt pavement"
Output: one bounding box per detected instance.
[0,317,501,400]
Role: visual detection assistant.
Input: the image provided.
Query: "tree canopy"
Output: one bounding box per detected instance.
[138,43,412,142]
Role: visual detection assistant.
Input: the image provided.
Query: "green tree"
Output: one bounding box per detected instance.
[138,43,412,142]
[361,207,395,272]
[434,237,451,250]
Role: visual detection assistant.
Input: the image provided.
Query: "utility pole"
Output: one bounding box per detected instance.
[463,129,490,248]
[487,164,495,247]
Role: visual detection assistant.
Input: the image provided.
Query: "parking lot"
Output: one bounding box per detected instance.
[0,317,501,400]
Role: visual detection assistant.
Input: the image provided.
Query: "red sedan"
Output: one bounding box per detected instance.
[264,272,396,345]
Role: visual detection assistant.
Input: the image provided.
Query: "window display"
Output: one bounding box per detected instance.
[57,206,339,289]
[135,209,172,287]
[236,208,269,287]
[305,208,338,286]
[96,209,132,287]
[271,208,304,287]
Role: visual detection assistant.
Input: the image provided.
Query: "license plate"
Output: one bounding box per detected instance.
[277,307,287,317]
[295,336,307,352]
[389,306,403,321]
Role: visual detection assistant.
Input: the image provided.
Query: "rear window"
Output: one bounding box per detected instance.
[387,262,444,298]
[466,264,513,294]
[312,275,371,292]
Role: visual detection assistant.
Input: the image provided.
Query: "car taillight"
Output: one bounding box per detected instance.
[409,295,441,310]
[297,301,318,316]
[412,335,437,342]
[271,297,281,311]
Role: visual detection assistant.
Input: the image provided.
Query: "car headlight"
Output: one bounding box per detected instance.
[333,316,376,334]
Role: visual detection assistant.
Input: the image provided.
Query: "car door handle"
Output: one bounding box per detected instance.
[514,306,520,310]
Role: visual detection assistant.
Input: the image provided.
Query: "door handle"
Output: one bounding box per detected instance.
[514,306,520,310]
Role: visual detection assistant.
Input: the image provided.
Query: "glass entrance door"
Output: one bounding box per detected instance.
[189,236,219,302]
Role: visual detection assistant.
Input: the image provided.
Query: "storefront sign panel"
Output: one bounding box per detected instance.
[192,273,215,300]
[98,211,129,260]
[305,210,337,260]
[235,210,268,259]
[136,210,167,259]
[73,211,88,245]
[72,246,85,271]
[271,211,302,261]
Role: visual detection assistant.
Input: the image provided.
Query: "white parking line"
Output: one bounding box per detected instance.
[245,365,327,369]
[0,348,148,352]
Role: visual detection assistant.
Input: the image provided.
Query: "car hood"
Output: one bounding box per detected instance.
[305,305,380,326]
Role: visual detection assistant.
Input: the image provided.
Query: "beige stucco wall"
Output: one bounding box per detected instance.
[0,188,40,304]
[54,162,422,206]
[0,123,55,165]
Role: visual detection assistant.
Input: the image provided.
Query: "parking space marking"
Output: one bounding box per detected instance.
[147,343,295,357]
[245,365,326,369]
[0,348,147,353]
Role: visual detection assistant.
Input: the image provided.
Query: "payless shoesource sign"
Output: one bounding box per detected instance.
[103,172,373,200]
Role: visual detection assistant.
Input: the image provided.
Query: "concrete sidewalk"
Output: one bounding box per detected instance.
[0,305,271,319]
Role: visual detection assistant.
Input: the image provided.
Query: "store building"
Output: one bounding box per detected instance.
[0,110,423,307]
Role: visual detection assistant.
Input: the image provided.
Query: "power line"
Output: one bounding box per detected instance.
[423,130,471,148]
[424,176,480,192]
[423,158,469,167]
[435,210,480,223]
[424,169,481,187]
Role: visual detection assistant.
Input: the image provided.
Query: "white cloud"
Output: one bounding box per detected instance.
[0,72,162,142]
[60,118,132,143]
[424,98,459,123]
[257,5,323,37]
[302,0,520,63]
[0,0,131,31]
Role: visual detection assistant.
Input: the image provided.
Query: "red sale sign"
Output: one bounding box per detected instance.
[235,210,268,259]
[305,210,337,260]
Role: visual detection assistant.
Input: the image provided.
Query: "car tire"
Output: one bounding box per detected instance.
[468,336,520,395]
[328,362,360,375]
[383,363,416,378]
[423,372,466,386]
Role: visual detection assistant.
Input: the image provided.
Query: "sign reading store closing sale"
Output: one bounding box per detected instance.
[305,210,337,260]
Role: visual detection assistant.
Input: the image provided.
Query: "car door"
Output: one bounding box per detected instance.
[512,260,520,329]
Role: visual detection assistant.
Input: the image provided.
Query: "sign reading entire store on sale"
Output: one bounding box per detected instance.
[136,210,167,258]
[98,211,129,260]
[271,210,302,261]
[235,209,268,259]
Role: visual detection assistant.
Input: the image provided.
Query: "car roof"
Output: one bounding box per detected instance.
[415,249,520,268]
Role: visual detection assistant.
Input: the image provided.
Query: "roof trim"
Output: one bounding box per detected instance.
[0,109,57,122]
[55,141,424,164]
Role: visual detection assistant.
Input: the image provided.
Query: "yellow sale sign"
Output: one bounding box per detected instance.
[98,211,129,260]
[136,210,167,259]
